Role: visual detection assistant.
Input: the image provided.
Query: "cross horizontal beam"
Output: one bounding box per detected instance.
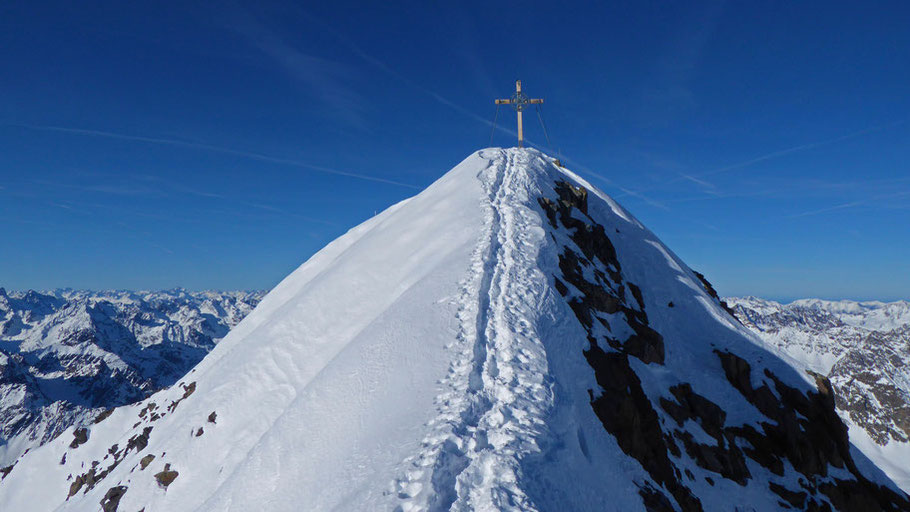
[495,98,543,104]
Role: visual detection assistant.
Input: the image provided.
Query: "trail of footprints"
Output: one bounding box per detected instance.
[390,149,553,511]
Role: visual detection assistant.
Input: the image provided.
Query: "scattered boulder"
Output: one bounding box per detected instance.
[126,426,153,453]
[100,486,127,512]
[155,464,179,489]
[0,463,15,480]
[69,428,89,449]
[139,454,155,470]
[93,409,115,424]
[139,402,163,422]
[68,461,102,499]
[138,402,157,419]
[68,476,84,498]
[167,382,197,413]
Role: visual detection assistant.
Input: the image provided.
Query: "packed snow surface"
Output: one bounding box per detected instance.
[0,149,905,511]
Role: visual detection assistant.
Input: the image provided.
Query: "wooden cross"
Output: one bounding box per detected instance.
[495,80,543,148]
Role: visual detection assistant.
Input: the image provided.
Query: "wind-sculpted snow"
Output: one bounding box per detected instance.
[0,149,907,511]
[727,296,910,493]
[0,289,263,466]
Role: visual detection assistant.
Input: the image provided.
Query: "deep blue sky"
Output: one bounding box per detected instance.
[1,1,908,300]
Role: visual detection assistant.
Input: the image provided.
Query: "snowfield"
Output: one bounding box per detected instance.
[0,148,907,511]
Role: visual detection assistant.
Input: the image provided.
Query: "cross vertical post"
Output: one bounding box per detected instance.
[516,80,524,146]
[495,80,543,148]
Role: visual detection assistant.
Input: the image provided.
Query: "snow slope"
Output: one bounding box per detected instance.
[0,289,263,467]
[0,149,907,511]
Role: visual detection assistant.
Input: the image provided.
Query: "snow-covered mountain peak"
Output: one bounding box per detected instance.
[786,298,910,331]
[1,148,907,511]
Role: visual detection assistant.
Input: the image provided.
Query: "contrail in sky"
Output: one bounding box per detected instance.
[616,119,907,199]
[787,201,865,219]
[699,120,906,179]
[290,10,525,144]
[8,124,422,190]
[786,188,910,219]
[618,187,670,211]
[314,7,901,198]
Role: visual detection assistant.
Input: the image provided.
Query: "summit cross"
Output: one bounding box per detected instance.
[495,80,543,148]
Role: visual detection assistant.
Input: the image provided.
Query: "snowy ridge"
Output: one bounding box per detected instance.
[392,149,554,511]
[0,149,907,511]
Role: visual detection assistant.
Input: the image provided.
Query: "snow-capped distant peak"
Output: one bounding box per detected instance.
[785,298,910,331]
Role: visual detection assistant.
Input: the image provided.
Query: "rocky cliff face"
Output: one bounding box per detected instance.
[0,289,263,466]
[727,297,910,445]
[540,182,909,511]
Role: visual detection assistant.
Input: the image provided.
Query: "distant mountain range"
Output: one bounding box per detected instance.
[727,297,910,490]
[0,288,264,466]
[2,286,908,505]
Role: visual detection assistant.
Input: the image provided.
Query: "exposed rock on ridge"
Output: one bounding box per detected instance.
[541,179,910,511]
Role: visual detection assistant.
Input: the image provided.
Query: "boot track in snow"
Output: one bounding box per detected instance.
[392,149,554,512]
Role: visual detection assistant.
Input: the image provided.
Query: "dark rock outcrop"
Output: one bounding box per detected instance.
[716,350,910,511]
[69,428,89,449]
[539,180,910,512]
[691,271,738,320]
[539,181,665,366]
[139,454,155,470]
[728,298,910,449]
[584,347,702,511]
[155,464,178,489]
[100,485,127,512]
[127,426,153,453]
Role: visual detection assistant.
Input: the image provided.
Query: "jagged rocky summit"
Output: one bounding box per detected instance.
[727,297,910,493]
[0,148,907,512]
[0,289,263,467]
